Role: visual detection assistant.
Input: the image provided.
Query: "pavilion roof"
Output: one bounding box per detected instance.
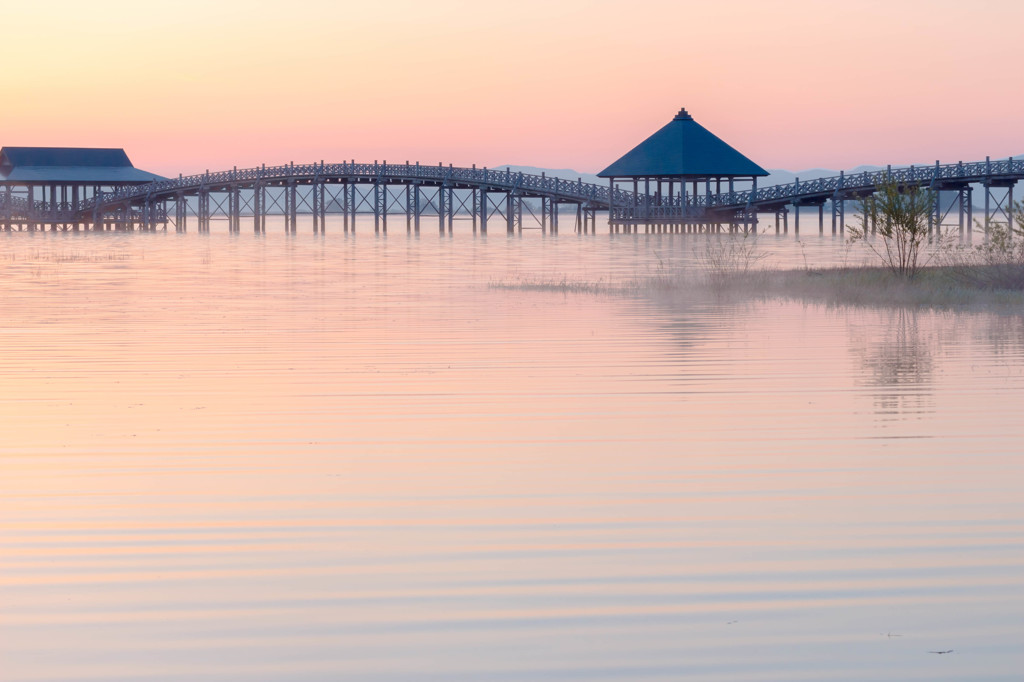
[598,108,768,179]
[0,147,165,184]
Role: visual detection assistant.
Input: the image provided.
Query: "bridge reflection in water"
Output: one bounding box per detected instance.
[1,157,1021,237]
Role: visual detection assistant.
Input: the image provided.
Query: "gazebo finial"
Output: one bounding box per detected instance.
[674,107,692,121]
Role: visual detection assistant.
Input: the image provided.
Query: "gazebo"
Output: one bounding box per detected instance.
[599,108,768,230]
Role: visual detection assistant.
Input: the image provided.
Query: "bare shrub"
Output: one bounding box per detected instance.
[695,233,767,284]
[848,178,938,279]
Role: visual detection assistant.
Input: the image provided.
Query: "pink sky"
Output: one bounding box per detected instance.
[5,0,1022,175]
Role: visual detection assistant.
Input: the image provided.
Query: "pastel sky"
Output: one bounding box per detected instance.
[5,0,1022,175]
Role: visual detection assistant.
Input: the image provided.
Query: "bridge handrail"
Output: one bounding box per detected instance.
[709,156,1022,209]
[15,156,1023,220]
[77,161,632,213]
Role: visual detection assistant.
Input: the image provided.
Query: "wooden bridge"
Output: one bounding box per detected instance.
[1,157,1021,236]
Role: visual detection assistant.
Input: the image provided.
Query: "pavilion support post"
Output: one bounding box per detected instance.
[608,177,615,231]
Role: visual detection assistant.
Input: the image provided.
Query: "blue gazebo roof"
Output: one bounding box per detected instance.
[598,108,768,179]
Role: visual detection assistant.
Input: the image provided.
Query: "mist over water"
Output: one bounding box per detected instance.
[1,222,1022,681]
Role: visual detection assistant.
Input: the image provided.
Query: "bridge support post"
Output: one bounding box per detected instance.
[373,181,380,234]
[958,187,967,238]
[414,184,421,234]
[253,184,261,234]
[175,193,184,233]
[439,184,446,236]
[966,186,973,240]
[312,182,320,235]
[319,177,326,234]
[261,185,268,233]
[472,189,478,234]
[506,194,514,235]
[290,182,298,234]
[448,187,454,235]
[343,183,350,233]
[403,183,411,233]
[480,189,487,235]
[198,189,208,233]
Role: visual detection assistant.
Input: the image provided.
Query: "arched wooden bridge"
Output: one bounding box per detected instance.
[83,162,626,235]
[1,156,1021,235]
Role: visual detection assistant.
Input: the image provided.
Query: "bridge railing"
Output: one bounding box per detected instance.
[709,156,1023,209]
[37,156,1024,219]
[78,162,631,213]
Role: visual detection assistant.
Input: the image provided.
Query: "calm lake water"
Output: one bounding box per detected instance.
[2,219,1022,681]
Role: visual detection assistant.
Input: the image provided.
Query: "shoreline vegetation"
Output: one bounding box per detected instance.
[490,263,1024,310]
[493,193,1024,311]
[489,246,1024,311]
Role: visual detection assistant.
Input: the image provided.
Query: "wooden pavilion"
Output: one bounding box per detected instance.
[599,108,768,230]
